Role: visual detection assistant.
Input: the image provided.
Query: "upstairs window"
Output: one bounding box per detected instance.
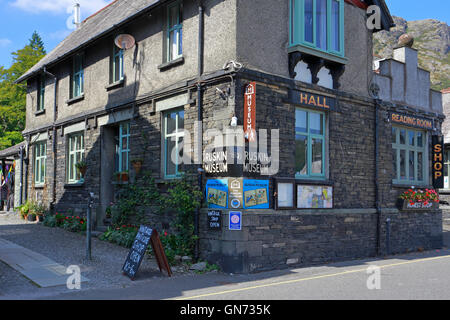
[37,75,45,112]
[111,45,124,83]
[72,54,84,98]
[167,1,183,62]
[290,0,345,58]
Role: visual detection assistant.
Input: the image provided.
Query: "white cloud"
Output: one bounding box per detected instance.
[48,29,72,40]
[10,0,112,16]
[0,38,12,47]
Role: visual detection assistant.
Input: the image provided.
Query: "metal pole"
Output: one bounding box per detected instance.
[86,192,93,260]
[386,218,391,256]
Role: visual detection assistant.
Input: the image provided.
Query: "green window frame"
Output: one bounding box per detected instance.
[392,126,428,185]
[34,141,47,185]
[289,0,345,58]
[67,133,85,184]
[112,45,124,83]
[295,108,326,180]
[163,109,184,179]
[72,54,84,98]
[37,75,45,112]
[118,123,130,172]
[167,1,183,62]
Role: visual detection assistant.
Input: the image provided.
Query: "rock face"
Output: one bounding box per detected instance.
[374,16,450,91]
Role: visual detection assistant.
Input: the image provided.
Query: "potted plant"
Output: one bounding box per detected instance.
[121,171,129,182]
[397,188,440,211]
[27,213,37,222]
[131,158,143,174]
[113,171,122,182]
[75,160,87,182]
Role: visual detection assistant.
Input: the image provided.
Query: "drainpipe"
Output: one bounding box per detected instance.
[43,67,58,212]
[19,146,24,205]
[375,98,381,256]
[194,0,204,262]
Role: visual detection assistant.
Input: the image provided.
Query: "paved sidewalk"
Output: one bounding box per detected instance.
[0,237,89,288]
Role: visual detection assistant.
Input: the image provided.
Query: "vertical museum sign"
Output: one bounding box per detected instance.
[244,82,257,142]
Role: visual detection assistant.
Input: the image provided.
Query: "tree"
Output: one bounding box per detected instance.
[0,31,46,150]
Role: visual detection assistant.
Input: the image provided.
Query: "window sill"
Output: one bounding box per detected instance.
[64,183,84,189]
[106,79,125,91]
[392,182,432,189]
[34,184,45,189]
[288,44,348,65]
[295,179,333,186]
[35,110,46,116]
[158,56,184,71]
[66,94,85,105]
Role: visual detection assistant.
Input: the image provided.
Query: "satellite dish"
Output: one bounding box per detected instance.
[114,34,135,50]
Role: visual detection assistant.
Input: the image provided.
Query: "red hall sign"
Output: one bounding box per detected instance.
[244,82,256,142]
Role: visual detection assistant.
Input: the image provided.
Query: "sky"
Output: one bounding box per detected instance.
[0,0,449,69]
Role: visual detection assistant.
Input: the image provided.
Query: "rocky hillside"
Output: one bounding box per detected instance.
[373,16,450,91]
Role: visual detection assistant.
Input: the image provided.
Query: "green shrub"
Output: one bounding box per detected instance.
[99,225,139,248]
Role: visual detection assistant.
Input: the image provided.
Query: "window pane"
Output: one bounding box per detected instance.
[418,152,423,181]
[41,159,45,183]
[408,131,415,146]
[295,110,307,133]
[417,132,424,148]
[122,152,128,171]
[122,137,128,150]
[400,150,406,180]
[332,0,340,51]
[295,135,308,176]
[393,148,398,179]
[69,154,75,180]
[316,0,327,50]
[169,5,179,28]
[178,28,183,56]
[170,30,178,60]
[166,113,177,135]
[312,138,323,174]
[409,151,415,181]
[166,138,177,176]
[392,127,397,144]
[114,53,121,81]
[310,113,323,135]
[178,111,185,130]
[304,0,314,43]
[399,129,406,145]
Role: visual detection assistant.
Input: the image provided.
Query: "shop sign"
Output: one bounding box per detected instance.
[291,90,336,111]
[243,180,270,209]
[229,178,244,209]
[244,83,257,142]
[207,210,222,230]
[432,135,444,189]
[229,212,242,231]
[390,112,433,131]
[206,179,229,209]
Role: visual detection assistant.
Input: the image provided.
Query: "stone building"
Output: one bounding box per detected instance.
[12,0,444,273]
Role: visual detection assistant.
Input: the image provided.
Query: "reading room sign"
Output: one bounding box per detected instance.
[390,112,433,131]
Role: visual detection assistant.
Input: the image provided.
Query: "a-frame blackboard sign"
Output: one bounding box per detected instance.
[122,226,172,280]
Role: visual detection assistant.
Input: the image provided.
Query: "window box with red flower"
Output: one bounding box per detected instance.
[397,188,440,211]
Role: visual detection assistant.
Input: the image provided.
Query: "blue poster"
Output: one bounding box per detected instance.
[243,180,270,209]
[229,212,242,231]
[206,179,229,209]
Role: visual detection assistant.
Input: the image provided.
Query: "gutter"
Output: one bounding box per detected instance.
[374,98,381,255]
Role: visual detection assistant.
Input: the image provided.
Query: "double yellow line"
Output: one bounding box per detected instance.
[175,253,450,300]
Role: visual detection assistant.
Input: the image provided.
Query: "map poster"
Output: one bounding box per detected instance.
[206,179,229,209]
[243,180,270,209]
[297,185,333,209]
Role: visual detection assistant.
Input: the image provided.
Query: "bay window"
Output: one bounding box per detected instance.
[290,0,345,60]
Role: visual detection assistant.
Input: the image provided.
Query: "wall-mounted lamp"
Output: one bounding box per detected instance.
[231,114,238,127]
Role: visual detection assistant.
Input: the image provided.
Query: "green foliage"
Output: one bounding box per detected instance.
[17,200,47,219]
[43,213,87,233]
[99,225,139,248]
[0,31,46,150]
[102,173,202,261]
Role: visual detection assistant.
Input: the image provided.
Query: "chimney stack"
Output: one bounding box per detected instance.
[74,3,81,29]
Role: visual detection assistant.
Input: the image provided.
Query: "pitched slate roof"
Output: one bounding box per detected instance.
[0,141,25,159]
[16,0,164,83]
